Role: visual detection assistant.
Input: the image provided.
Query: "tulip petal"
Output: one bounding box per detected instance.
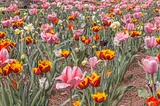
[56,83,71,89]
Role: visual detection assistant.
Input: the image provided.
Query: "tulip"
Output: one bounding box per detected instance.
[60,50,70,58]
[29,8,38,15]
[41,2,50,10]
[89,72,101,87]
[124,23,135,31]
[83,56,98,69]
[56,66,86,89]
[73,29,84,36]
[73,100,81,106]
[47,12,57,21]
[144,23,157,34]
[141,56,159,75]
[110,21,120,29]
[144,36,158,48]
[114,32,129,42]
[41,32,60,44]
[146,96,160,106]
[0,48,10,68]
[91,92,108,103]
[77,76,90,90]
[158,54,160,61]
[1,20,11,27]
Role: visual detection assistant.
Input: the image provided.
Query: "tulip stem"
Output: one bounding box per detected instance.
[70,89,72,106]
[151,74,155,96]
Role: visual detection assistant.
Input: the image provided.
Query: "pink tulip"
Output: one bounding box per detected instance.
[71,11,79,19]
[31,4,38,9]
[29,8,38,15]
[40,0,47,3]
[124,23,135,31]
[0,48,10,68]
[65,5,73,10]
[41,32,60,44]
[51,2,57,6]
[73,29,84,36]
[56,66,86,89]
[133,12,143,19]
[41,2,50,10]
[154,17,160,28]
[122,14,132,24]
[144,23,157,34]
[1,20,11,27]
[144,36,158,48]
[141,56,159,74]
[114,32,129,42]
[41,24,53,32]
[47,12,57,21]
[10,15,22,23]
[84,56,98,69]
[4,4,18,12]
[88,4,96,11]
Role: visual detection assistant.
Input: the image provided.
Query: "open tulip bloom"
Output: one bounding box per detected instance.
[56,66,86,89]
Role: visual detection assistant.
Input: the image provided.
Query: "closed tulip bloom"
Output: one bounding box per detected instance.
[29,8,38,15]
[144,23,157,34]
[56,66,86,89]
[144,36,158,48]
[47,12,57,21]
[0,48,10,68]
[92,92,108,103]
[141,56,159,75]
[146,96,160,106]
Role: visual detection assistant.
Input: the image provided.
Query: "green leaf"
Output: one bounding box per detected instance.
[112,86,135,106]
[1,83,10,106]
[31,89,43,106]
[137,88,148,99]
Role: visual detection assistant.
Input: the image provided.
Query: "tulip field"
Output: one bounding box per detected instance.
[1,0,160,106]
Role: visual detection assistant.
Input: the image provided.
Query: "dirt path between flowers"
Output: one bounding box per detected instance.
[49,53,147,106]
[118,53,147,106]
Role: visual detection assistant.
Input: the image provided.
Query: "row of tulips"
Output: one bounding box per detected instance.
[0,0,160,106]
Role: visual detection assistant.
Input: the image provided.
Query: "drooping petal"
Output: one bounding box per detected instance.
[56,83,71,89]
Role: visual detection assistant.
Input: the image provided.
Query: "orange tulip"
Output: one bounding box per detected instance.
[96,49,115,60]
[77,76,90,90]
[157,54,160,61]
[68,24,74,30]
[92,92,107,103]
[93,34,100,41]
[84,38,91,45]
[26,36,32,45]
[91,26,101,32]
[53,18,59,24]
[60,50,70,58]
[32,68,42,75]
[146,96,160,106]
[89,72,101,87]
[10,60,23,73]
[156,36,160,44]
[38,60,52,73]
[0,32,6,38]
